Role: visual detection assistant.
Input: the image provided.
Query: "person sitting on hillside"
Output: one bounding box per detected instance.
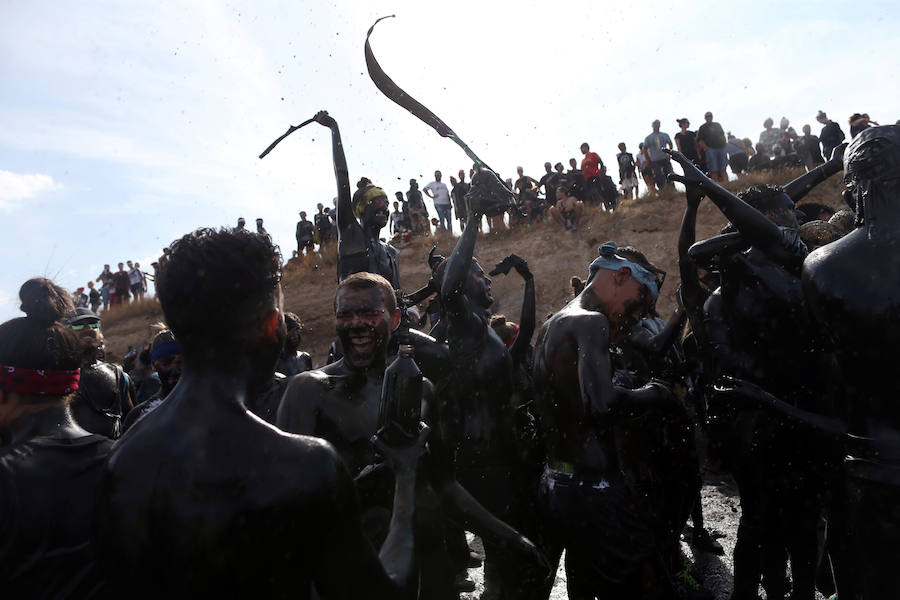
[97,226,429,599]
[549,184,584,231]
[0,277,113,598]
[747,143,772,172]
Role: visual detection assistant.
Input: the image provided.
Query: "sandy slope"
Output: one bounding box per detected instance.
[102,167,846,365]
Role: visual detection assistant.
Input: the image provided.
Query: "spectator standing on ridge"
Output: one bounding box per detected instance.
[778,117,798,154]
[406,178,430,237]
[696,111,729,181]
[451,170,470,231]
[514,166,539,218]
[796,124,825,170]
[296,211,315,259]
[255,218,268,237]
[643,119,674,190]
[759,117,782,156]
[580,142,604,204]
[73,287,88,308]
[538,162,557,207]
[96,264,112,287]
[616,143,639,201]
[100,279,113,311]
[726,133,749,175]
[636,143,654,193]
[112,263,131,306]
[674,118,700,164]
[816,110,845,159]
[849,112,878,138]
[314,203,335,253]
[87,281,101,313]
[567,158,585,188]
[389,200,406,235]
[424,170,453,233]
[127,261,144,301]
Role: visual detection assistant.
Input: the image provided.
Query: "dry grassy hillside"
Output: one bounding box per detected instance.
[102,168,847,365]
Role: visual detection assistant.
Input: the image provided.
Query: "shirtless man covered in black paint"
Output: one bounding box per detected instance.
[802,125,900,599]
[313,110,400,289]
[278,271,544,599]
[431,173,550,599]
[668,147,841,600]
[533,241,676,599]
[97,227,427,599]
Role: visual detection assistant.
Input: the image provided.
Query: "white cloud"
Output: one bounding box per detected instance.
[0,170,62,209]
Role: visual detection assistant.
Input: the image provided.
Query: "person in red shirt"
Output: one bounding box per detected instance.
[581,142,605,204]
[580,142,603,179]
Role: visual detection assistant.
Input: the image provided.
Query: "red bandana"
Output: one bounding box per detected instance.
[0,364,81,396]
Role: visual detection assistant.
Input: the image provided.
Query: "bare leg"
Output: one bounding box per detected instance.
[549,205,564,227]
[573,202,584,229]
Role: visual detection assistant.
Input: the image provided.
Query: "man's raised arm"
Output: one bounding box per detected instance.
[667,149,783,255]
[312,111,354,232]
[441,209,481,322]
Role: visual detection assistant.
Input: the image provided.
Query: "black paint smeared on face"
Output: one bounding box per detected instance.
[335,287,393,369]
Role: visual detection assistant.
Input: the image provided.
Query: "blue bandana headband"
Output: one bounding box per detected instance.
[587,241,660,303]
[150,340,182,363]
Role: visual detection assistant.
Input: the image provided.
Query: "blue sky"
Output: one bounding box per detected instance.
[1,0,897,322]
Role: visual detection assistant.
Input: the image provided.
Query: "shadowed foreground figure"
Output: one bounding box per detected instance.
[0,278,112,599]
[533,241,677,599]
[97,228,427,600]
[67,308,135,439]
[802,125,900,600]
[278,272,543,600]
[667,147,844,600]
[427,172,550,599]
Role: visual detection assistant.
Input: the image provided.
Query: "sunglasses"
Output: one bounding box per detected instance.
[70,322,101,331]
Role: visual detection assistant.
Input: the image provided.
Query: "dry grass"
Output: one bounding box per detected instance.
[103,168,847,366]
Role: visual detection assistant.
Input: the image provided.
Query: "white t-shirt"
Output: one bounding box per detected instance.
[423,181,451,206]
[128,267,143,286]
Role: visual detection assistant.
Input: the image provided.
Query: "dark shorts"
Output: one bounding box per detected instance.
[297,237,314,249]
[130,283,142,295]
[539,467,657,589]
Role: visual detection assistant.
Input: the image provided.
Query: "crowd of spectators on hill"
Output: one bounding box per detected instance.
[284,109,875,250]
[75,261,151,313]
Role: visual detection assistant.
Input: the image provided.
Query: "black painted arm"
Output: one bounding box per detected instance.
[441,211,480,321]
[687,232,750,270]
[489,254,535,362]
[313,112,353,232]
[782,143,846,202]
[668,149,783,253]
[678,189,703,303]
[510,277,535,362]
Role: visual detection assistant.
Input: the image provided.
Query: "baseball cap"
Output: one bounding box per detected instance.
[66,307,100,326]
